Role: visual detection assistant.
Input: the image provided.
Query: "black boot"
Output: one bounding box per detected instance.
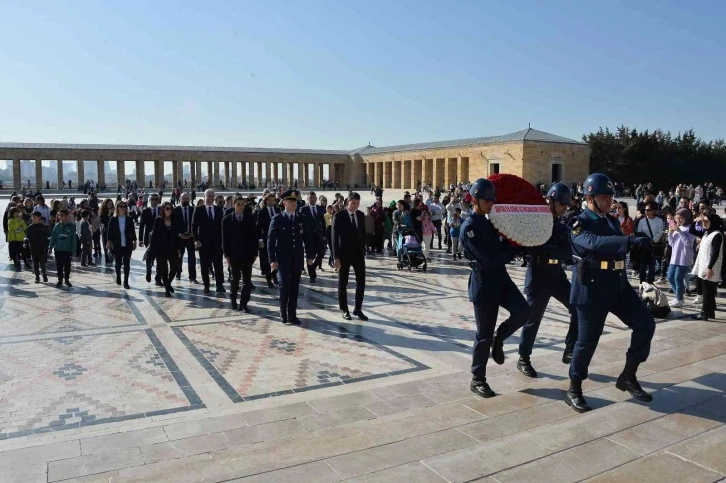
[470,377,496,398]
[616,359,653,402]
[517,356,537,378]
[565,379,591,413]
[116,274,121,285]
[230,293,238,310]
[491,331,505,365]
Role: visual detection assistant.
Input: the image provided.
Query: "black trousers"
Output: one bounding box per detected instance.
[157,254,178,289]
[519,277,578,358]
[177,237,197,280]
[93,230,101,254]
[81,241,92,264]
[702,279,718,317]
[114,247,132,281]
[230,259,253,307]
[338,256,366,312]
[200,247,224,289]
[55,250,72,281]
[278,259,303,319]
[308,235,324,280]
[432,219,442,249]
[471,278,530,381]
[31,250,47,277]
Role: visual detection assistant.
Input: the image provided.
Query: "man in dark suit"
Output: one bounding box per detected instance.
[222,197,258,312]
[139,194,162,285]
[299,191,326,283]
[331,192,368,321]
[106,202,137,289]
[268,190,314,325]
[173,192,197,283]
[256,193,280,288]
[192,188,226,293]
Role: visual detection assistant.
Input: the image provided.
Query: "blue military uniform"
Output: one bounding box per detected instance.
[461,212,531,384]
[519,218,579,362]
[568,207,655,382]
[267,192,312,324]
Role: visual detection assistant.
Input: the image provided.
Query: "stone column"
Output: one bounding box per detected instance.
[392,161,401,189]
[296,163,303,187]
[457,157,469,184]
[433,159,444,189]
[312,163,320,188]
[268,162,274,185]
[136,161,145,187]
[13,159,21,190]
[57,160,64,190]
[97,159,105,188]
[35,159,43,189]
[117,160,125,187]
[154,160,162,188]
[383,161,391,189]
[445,158,457,187]
[373,162,380,188]
[412,160,422,190]
[77,159,85,187]
[423,159,433,185]
[231,161,237,187]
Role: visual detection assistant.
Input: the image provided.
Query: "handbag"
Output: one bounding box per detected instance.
[645,218,666,259]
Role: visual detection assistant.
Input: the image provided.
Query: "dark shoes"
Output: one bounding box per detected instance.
[123,281,130,289]
[203,286,211,293]
[146,270,151,283]
[230,298,238,310]
[616,359,653,402]
[42,273,48,282]
[290,317,301,325]
[56,280,63,287]
[65,279,72,287]
[216,287,226,294]
[491,332,505,365]
[342,311,352,320]
[565,379,592,413]
[470,378,496,398]
[240,305,250,313]
[352,310,368,321]
[190,278,199,284]
[116,275,121,285]
[155,280,164,287]
[34,277,40,284]
[516,357,538,378]
[692,311,713,321]
[267,281,275,288]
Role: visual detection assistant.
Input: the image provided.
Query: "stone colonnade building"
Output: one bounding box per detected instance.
[0,128,589,190]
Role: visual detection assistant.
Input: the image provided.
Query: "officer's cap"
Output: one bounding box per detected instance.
[282,190,298,201]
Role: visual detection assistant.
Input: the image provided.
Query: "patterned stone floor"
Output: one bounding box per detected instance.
[0,195,725,482]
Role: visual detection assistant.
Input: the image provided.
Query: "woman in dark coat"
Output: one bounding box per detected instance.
[106,200,137,288]
[149,201,180,296]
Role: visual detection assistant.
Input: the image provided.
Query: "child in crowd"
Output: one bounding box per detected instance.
[449,209,463,260]
[48,209,77,288]
[7,207,27,269]
[421,210,435,260]
[364,207,375,253]
[80,209,95,267]
[26,211,49,282]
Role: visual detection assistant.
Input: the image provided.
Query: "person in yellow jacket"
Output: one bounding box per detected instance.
[7,207,27,269]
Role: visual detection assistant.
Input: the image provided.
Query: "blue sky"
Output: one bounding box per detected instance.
[0,0,724,151]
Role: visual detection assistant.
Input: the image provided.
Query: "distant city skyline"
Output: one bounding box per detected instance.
[1,1,723,152]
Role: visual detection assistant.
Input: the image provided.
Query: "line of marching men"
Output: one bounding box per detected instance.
[140,188,368,326]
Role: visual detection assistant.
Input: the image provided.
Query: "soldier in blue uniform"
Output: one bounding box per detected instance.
[461,178,532,398]
[517,182,579,378]
[565,173,656,413]
[267,190,314,325]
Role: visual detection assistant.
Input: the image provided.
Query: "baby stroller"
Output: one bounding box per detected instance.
[395,225,427,272]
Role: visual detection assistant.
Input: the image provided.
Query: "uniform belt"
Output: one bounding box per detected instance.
[575,257,625,271]
[530,255,560,265]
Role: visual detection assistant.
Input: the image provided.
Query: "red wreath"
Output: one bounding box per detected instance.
[487,173,546,206]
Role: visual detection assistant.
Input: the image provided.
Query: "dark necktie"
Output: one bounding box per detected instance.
[208,206,212,219]
[183,208,188,230]
[269,207,273,218]
[351,213,356,229]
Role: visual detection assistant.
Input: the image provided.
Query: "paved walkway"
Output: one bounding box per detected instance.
[0,211,725,482]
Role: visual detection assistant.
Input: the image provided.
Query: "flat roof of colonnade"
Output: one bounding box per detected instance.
[0,128,585,159]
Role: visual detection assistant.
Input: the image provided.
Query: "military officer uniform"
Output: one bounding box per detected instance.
[257,194,280,288]
[565,173,655,413]
[461,179,531,398]
[267,191,312,325]
[517,183,579,378]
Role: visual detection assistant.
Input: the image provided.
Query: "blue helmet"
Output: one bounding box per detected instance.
[547,182,572,205]
[583,173,615,196]
[470,178,496,202]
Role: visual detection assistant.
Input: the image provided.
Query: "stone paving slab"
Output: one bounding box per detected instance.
[0,204,725,482]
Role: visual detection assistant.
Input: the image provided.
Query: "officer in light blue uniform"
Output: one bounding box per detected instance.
[268,190,314,325]
[517,182,579,378]
[461,178,531,398]
[565,173,656,413]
